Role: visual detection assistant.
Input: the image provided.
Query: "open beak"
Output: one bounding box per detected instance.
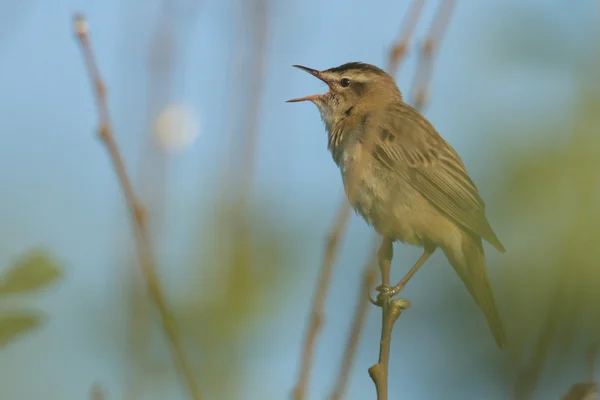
[286,65,330,103]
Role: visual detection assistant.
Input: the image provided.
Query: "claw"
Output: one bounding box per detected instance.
[371,281,411,308]
[368,292,379,305]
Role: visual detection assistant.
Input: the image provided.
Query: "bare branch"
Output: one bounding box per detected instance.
[387,0,425,76]
[411,0,456,110]
[368,295,410,400]
[73,14,202,400]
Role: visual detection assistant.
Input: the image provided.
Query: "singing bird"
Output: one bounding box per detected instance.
[287,62,507,347]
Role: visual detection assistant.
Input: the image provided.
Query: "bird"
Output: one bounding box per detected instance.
[287,62,507,348]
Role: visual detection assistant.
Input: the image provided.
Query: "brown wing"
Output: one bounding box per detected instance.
[372,102,505,253]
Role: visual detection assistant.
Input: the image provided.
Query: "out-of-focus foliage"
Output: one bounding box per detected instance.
[500,92,600,363]
[499,95,600,398]
[483,13,600,400]
[123,199,308,399]
[0,312,43,349]
[0,250,62,296]
[182,200,303,399]
[0,250,62,349]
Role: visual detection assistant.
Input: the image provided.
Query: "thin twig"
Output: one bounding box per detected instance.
[367,237,412,400]
[387,0,425,76]
[369,298,411,400]
[411,0,456,110]
[368,237,393,400]
[73,14,202,400]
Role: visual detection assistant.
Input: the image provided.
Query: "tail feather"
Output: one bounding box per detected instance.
[443,232,507,348]
[480,219,506,254]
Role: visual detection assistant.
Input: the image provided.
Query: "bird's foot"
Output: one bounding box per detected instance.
[370,283,404,306]
[376,283,402,297]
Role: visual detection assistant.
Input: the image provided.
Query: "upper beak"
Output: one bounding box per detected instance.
[286,65,329,103]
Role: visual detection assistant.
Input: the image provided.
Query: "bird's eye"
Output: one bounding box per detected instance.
[340,78,351,87]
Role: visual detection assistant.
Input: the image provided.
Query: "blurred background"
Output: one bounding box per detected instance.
[0,0,598,399]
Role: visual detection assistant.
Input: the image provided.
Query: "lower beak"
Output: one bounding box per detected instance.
[286,65,329,103]
[286,94,321,103]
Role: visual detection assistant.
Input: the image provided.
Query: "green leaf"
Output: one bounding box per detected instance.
[0,312,44,349]
[0,250,62,296]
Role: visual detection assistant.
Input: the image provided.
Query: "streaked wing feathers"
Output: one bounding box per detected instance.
[372,103,505,252]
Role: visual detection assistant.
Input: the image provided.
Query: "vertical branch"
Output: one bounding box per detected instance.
[368,296,410,400]
[411,0,455,110]
[387,0,425,76]
[73,15,202,400]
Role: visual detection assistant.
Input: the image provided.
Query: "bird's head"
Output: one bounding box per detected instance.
[287,62,401,126]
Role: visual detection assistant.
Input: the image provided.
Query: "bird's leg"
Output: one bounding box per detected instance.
[375,236,394,298]
[377,245,436,299]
